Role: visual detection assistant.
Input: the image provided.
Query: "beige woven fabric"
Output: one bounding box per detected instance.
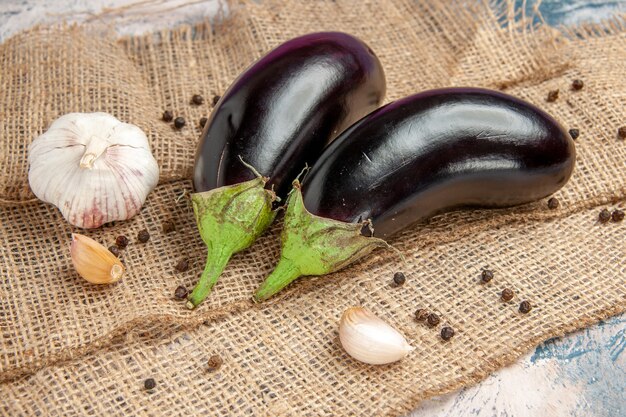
[1,0,625,415]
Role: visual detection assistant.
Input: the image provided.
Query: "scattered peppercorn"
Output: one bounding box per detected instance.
[174,117,186,129]
[598,209,611,223]
[162,221,176,233]
[519,300,532,314]
[618,127,626,140]
[115,235,129,249]
[175,259,189,272]
[414,308,429,321]
[568,128,579,140]
[611,209,624,222]
[137,229,150,243]
[501,288,514,302]
[547,197,560,210]
[212,95,221,106]
[191,94,204,105]
[144,378,156,390]
[199,117,208,128]
[207,355,223,371]
[174,285,188,300]
[440,326,455,341]
[546,90,559,102]
[393,272,406,286]
[427,313,440,327]
[108,245,120,257]
[162,110,173,122]
[481,269,494,283]
[571,79,584,90]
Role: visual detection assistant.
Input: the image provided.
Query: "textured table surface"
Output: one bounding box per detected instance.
[1,1,624,416]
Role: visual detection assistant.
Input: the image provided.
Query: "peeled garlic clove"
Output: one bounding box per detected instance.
[70,233,125,284]
[339,306,414,365]
[28,112,159,229]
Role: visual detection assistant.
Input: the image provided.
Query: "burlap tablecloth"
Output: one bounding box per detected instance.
[1,0,624,415]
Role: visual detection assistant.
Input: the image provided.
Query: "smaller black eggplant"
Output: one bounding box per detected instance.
[254,88,576,301]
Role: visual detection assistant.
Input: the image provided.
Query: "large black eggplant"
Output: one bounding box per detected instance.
[255,88,576,301]
[187,32,385,308]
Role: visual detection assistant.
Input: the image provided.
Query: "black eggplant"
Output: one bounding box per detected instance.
[255,88,576,301]
[187,32,385,308]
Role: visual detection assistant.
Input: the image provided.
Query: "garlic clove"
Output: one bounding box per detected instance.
[28,112,159,229]
[70,233,125,284]
[339,306,414,365]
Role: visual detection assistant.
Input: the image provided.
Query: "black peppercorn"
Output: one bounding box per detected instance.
[162,110,173,122]
[568,128,579,140]
[618,127,626,140]
[191,94,204,105]
[115,235,129,249]
[175,259,189,272]
[519,300,532,314]
[108,245,120,257]
[547,197,559,210]
[440,326,455,341]
[393,272,406,286]
[207,355,223,371]
[546,90,559,102]
[212,95,221,106]
[414,308,429,321]
[481,269,494,283]
[174,285,188,300]
[598,209,611,223]
[162,221,175,233]
[199,117,208,128]
[144,378,156,390]
[174,117,186,129]
[427,313,440,327]
[571,79,584,90]
[501,288,514,302]
[611,209,624,222]
[137,229,150,243]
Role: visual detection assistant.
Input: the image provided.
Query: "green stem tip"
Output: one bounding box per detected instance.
[253,181,389,302]
[186,246,233,309]
[187,176,277,309]
[254,258,301,302]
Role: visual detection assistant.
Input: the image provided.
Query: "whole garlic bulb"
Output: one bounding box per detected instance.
[28,113,159,228]
[339,307,414,365]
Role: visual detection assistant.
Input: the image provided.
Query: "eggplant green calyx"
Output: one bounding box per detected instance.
[254,180,389,302]
[187,176,277,309]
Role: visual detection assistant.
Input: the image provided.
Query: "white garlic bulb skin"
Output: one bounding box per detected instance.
[28,113,159,228]
[339,307,414,365]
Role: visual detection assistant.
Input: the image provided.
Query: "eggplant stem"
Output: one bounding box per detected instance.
[254,258,301,302]
[187,246,233,309]
[253,182,392,301]
[222,180,265,214]
[187,177,276,309]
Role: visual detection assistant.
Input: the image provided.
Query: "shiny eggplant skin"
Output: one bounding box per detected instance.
[302,87,576,238]
[193,32,386,197]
